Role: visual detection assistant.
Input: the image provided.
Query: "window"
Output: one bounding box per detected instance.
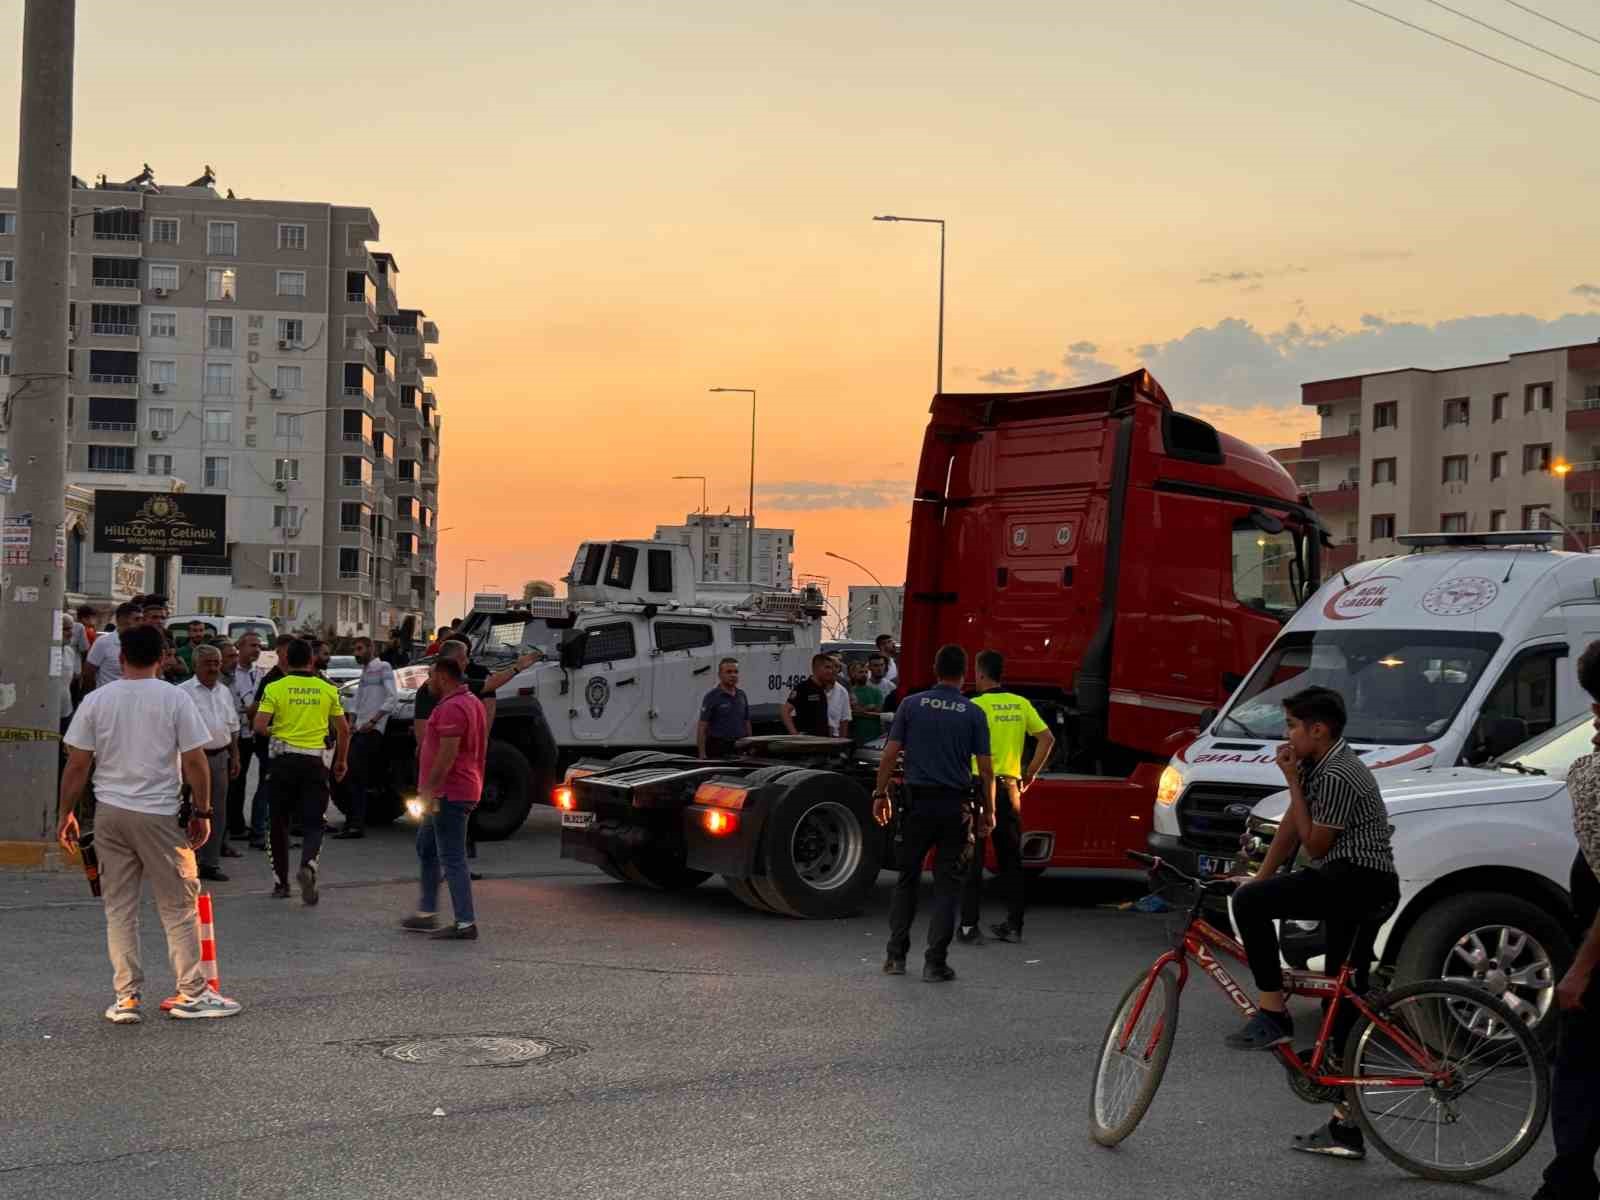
[1442,455,1469,484]
[1441,512,1468,533]
[338,547,362,578]
[732,626,796,645]
[1373,402,1398,430]
[1443,397,1469,427]
[149,217,179,245]
[196,596,226,616]
[274,413,303,438]
[0,303,11,336]
[1371,513,1396,540]
[0,212,14,235]
[146,453,172,475]
[1525,382,1554,413]
[1491,451,1507,480]
[148,359,176,386]
[269,550,299,577]
[603,543,639,588]
[0,352,9,376]
[206,267,235,301]
[583,622,636,664]
[1231,521,1300,618]
[276,318,304,345]
[206,315,233,350]
[203,409,232,443]
[276,270,306,298]
[1523,443,1552,473]
[87,445,133,472]
[274,458,300,482]
[654,622,714,652]
[87,396,137,430]
[206,221,237,256]
[204,362,234,395]
[647,548,674,593]
[269,597,299,619]
[278,223,307,251]
[148,311,176,339]
[1490,509,1507,531]
[573,543,606,587]
[1371,457,1397,485]
[340,502,366,531]
[1480,646,1566,744]
[0,257,14,284]
[1524,504,1552,529]
[342,455,371,485]
[203,455,229,488]
[275,365,303,393]
[148,407,174,432]
[1492,392,1508,421]
[148,263,179,292]
[273,505,301,530]
[1344,519,1358,542]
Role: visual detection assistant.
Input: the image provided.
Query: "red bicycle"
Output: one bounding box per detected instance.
[1090,853,1549,1182]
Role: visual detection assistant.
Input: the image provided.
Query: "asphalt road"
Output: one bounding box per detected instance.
[0,809,1555,1200]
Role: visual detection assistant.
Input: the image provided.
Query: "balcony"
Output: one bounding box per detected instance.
[400,404,422,431]
[418,354,437,378]
[90,322,139,338]
[342,384,375,409]
[1307,482,1359,513]
[87,374,139,395]
[1324,541,1360,572]
[420,462,438,485]
[1298,432,1361,459]
[91,276,140,292]
[1567,402,1600,433]
[342,291,379,329]
[423,320,439,344]
[391,476,419,498]
[1564,466,1600,495]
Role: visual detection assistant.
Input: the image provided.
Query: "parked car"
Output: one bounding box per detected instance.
[325,655,362,685]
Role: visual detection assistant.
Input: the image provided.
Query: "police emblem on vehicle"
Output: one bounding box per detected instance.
[585,676,610,719]
[1224,803,1254,818]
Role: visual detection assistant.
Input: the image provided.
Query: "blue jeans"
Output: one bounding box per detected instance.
[417,802,475,925]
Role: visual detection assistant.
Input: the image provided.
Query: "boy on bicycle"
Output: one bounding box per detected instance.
[1228,685,1399,1158]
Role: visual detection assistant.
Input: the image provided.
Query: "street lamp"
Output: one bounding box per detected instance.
[273,405,342,629]
[462,557,486,618]
[708,387,757,578]
[671,474,708,513]
[824,550,901,638]
[873,214,946,394]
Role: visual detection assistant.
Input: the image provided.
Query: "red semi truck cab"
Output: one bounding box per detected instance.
[898,370,1323,869]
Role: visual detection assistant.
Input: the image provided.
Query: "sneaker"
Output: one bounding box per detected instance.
[103,995,141,1024]
[1291,1118,1365,1160]
[989,920,1022,942]
[1225,1008,1294,1050]
[298,863,319,906]
[400,913,442,932]
[882,956,906,976]
[271,883,291,899]
[956,925,986,946]
[167,987,242,1020]
[922,962,957,983]
[428,922,479,940]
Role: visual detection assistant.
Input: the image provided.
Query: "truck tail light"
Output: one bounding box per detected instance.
[702,809,738,836]
[693,782,750,810]
[553,785,575,811]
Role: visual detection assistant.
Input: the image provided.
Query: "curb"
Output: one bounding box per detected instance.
[0,840,69,871]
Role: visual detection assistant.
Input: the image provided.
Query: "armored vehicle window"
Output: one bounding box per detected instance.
[604,544,638,588]
[655,622,713,652]
[488,621,529,649]
[575,543,605,587]
[584,622,636,664]
[647,548,674,593]
[732,626,795,645]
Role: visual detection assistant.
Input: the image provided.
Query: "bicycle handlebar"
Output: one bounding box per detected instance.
[1126,850,1240,895]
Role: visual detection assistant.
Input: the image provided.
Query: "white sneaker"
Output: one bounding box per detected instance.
[104,995,142,1024]
[167,987,242,1019]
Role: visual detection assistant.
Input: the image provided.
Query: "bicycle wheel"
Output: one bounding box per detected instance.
[1089,965,1181,1146]
[1343,979,1549,1182]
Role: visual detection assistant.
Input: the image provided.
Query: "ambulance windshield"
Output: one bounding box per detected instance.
[1220,629,1501,745]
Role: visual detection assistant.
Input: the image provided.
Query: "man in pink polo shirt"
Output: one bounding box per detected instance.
[400,655,488,940]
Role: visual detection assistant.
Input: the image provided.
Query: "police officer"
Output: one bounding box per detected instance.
[872,643,994,982]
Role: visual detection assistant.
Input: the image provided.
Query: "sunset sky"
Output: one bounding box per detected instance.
[8,0,1600,619]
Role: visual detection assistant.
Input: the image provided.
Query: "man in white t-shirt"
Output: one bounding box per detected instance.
[81,600,141,692]
[57,624,243,1024]
[825,653,853,738]
[876,635,900,696]
[180,644,240,881]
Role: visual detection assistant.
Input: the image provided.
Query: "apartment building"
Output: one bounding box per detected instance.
[1286,341,1600,569]
[845,585,903,642]
[0,169,442,634]
[652,513,795,589]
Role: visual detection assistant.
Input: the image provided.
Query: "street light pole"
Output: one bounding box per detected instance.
[463,556,485,618]
[709,388,757,580]
[671,474,708,513]
[873,215,946,394]
[824,550,901,637]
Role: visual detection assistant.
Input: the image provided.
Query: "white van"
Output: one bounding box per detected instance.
[1150,531,1600,878]
[167,614,281,669]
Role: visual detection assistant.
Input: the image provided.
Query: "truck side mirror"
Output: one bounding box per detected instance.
[1196,707,1217,733]
[559,630,589,671]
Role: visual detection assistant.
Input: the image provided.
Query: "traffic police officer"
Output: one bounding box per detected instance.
[872,643,995,982]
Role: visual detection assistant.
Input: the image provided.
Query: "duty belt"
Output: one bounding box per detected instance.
[270,740,324,758]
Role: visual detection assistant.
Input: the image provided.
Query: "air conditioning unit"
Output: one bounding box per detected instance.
[1316,405,1333,418]
[286,527,301,539]
[273,480,287,492]
[278,339,289,350]
[150,382,165,394]
[269,388,283,400]
[152,287,169,298]
[150,430,166,441]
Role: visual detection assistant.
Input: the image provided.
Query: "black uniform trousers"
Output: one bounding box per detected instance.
[268,753,329,886]
[960,777,1024,931]
[886,785,972,966]
[1541,853,1600,1200]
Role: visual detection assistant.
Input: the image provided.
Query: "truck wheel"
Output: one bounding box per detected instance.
[1393,892,1571,1042]
[723,877,774,912]
[620,856,711,891]
[469,742,536,841]
[753,769,880,919]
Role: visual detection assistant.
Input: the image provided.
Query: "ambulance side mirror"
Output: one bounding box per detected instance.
[1196,707,1217,734]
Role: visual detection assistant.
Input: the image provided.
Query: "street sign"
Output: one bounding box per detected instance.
[93,490,226,557]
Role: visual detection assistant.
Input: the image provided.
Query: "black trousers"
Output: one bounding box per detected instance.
[1542,853,1600,1200]
[341,730,387,827]
[269,754,329,886]
[886,785,972,966]
[227,735,263,834]
[961,778,1024,930]
[1231,863,1399,993]
[704,735,738,758]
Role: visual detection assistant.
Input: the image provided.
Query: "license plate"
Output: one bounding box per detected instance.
[1197,854,1230,878]
[561,812,596,830]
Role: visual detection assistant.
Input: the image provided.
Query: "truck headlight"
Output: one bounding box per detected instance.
[1156,765,1183,808]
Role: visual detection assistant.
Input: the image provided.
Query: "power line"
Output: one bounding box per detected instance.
[1343,0,1600,106]
[1499,0,1600,50]
[1420,0,1600,79]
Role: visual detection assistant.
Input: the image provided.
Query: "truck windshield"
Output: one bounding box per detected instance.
[1221,628,1501,744]
[1231,522,1308,619]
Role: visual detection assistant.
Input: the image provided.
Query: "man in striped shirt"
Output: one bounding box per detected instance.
[1228,686,1399,1158]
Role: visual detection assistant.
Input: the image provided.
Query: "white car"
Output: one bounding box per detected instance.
[1245,713,1585,1034]
[325,655,362,685]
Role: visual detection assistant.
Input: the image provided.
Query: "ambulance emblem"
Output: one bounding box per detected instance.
[1421,576,1499,617]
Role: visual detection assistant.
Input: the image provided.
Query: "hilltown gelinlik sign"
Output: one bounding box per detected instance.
[93,491,226,557]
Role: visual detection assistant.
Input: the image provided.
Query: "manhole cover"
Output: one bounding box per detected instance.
[383,1036,554,1067]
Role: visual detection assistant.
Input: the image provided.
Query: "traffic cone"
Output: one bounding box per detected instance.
[160,891,221,1012]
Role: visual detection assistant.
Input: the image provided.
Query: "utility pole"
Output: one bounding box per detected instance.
[0,0,75,851]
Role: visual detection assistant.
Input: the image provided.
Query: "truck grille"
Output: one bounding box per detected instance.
[1176,783,1283,853]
